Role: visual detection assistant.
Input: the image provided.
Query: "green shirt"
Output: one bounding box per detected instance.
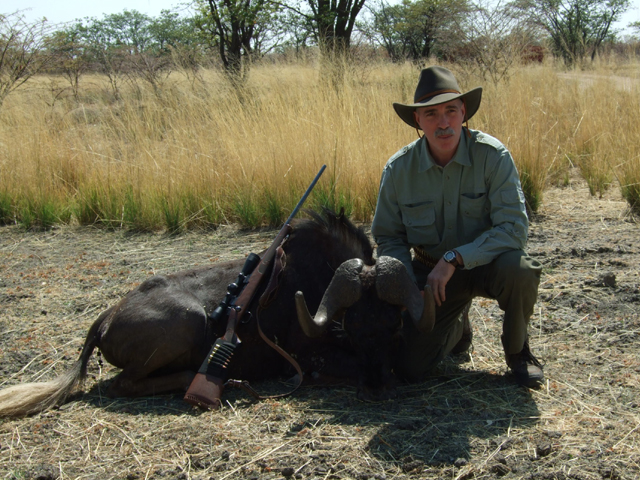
[371,128,528,281]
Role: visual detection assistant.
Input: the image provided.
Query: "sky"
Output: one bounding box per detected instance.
[2,0,193,24]
[2,0,639,34]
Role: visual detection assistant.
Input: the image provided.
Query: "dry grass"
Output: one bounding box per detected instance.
[1,59,639,229]
[1,176,640,479]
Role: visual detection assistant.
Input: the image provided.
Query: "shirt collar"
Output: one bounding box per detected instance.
[418,128,471,172]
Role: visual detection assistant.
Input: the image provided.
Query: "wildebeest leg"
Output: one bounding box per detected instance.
[97,287,213,399]
[106,368,196,397]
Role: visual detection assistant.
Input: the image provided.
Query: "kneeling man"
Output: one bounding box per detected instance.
[372,66,543,387]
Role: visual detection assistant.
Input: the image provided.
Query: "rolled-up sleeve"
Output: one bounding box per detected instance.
[455,147,528,269]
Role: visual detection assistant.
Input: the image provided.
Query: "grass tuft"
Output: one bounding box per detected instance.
[74,188,102,226]
[160,196,183,234]
[18,197,62,231]
[0,191,14,225]
[262,189,285,227]
[232,193,261,228]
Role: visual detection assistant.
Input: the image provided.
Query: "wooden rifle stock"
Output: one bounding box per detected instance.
[184,165,326,410]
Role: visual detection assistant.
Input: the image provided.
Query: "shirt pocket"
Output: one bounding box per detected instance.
[400,203,440,246]
[460,193,491,238]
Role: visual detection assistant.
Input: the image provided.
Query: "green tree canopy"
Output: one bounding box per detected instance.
[517,0,630,65]
[366,0,469,62]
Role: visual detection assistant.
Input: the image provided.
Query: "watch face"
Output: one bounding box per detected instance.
[444,251,456,262]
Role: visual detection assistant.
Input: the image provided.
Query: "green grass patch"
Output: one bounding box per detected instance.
[232,193,261,228]
[200,201,226,227]
[619,156,640,216]
[160,196,183,234]
[74,188,102,225]
[621,182,640,216]
[520,169,543,215]
[310,183,354,218]
[17,197,65,230]
[262,189,285,227]
[0,191,14,225]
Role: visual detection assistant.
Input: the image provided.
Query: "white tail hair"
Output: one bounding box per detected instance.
[0,359,85,417]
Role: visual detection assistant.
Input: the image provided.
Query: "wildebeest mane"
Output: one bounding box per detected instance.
[292,208,374,265]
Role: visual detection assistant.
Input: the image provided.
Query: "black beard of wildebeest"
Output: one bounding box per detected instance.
[0,209,434,417]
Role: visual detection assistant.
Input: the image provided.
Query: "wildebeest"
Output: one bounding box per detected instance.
[0,209,434,417]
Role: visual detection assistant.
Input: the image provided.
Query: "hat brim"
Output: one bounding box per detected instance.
[393,87,483,128]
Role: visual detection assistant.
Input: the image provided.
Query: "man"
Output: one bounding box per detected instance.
[371,66,544,387]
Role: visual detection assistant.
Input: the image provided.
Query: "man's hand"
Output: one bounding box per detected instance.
[426,259,456,306]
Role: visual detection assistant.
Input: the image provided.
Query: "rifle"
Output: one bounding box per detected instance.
[184,164,327,410]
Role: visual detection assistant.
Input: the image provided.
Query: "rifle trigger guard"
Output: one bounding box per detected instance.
[225,379,262,400]
[240,310,253,324]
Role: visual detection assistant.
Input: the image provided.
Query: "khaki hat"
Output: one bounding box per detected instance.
[393,66,483,128]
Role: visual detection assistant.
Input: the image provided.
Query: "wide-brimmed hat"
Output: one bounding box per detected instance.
[393,66,483,128]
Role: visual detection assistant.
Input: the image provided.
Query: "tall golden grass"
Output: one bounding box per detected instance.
[0,58,639,230]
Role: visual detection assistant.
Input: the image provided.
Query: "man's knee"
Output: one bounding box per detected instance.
[497,250,541,273]
[493,251,541,290]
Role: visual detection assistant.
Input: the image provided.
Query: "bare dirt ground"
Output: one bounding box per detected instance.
[1,174,639,480]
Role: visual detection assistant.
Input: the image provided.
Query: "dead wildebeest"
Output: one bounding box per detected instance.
[0,209,435,417]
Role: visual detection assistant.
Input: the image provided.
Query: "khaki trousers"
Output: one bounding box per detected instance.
[393,250,542,381]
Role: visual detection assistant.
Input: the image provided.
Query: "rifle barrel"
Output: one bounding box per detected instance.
[285,164,326,226]
[184,164,326,410]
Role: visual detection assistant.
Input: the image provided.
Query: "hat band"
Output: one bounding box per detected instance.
[416,89,461,104]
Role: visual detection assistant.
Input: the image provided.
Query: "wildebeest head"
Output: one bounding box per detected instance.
[295,255,436,401]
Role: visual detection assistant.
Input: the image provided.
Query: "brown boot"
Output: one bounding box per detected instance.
[505,340,544,388]
[451,302,472,354]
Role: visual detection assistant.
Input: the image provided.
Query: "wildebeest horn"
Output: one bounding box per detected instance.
[295,258,365,338]
[374,256,436,333]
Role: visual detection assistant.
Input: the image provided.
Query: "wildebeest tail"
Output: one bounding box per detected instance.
[0,312,104,417]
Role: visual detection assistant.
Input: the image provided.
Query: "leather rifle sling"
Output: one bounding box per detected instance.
[226,245,303,400]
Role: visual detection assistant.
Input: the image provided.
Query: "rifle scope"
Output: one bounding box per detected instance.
[210,253,261,322]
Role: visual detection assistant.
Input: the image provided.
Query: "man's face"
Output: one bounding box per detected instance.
[413,99,466,165]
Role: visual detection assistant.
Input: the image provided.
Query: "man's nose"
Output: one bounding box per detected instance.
[436,113,449,128]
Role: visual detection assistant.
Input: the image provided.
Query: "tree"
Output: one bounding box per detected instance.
[58,10,198,96]
[277,0,367,57]
[366,0,468,62]
[277,9,315,56]
[149,13,208,84]
[307,0,367,54]
[453,0,538,84]
[47,28,89,100]
[517,0,630,65]
[195,0,278,83]
[0,12,53,108]
[65,13,151,97]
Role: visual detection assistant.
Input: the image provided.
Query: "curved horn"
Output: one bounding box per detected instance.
[375,256,436,333]
[295,258,365,338]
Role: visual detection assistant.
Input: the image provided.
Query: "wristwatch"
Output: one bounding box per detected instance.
[443,250,461,269]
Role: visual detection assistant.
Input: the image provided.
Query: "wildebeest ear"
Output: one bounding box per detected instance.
[375,256,435,333]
